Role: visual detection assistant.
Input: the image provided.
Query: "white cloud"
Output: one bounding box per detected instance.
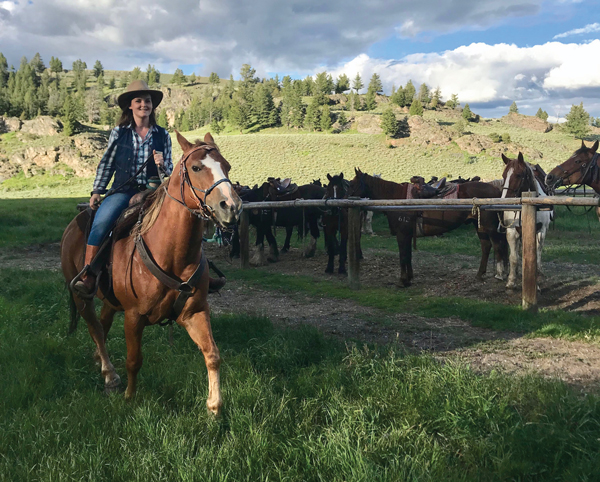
[553,22,600,39]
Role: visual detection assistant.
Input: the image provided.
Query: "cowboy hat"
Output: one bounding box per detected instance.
[117,80,163,110]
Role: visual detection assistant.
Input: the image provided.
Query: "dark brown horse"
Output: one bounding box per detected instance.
[60,132,242,416]
[546,140,600,220]
[349,169,508,287]
[323,173,349,274]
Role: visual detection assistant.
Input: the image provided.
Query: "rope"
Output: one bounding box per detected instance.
[471,198,481,229]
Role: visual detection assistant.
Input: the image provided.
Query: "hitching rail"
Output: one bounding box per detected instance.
[239,195,599,312]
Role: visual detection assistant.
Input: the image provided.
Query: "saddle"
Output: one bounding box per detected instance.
[268,177,298,197]
[409,176,446,199]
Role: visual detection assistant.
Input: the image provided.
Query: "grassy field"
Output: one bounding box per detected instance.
[1,268,600,481]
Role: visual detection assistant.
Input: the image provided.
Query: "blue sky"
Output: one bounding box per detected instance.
[1,0,600,118]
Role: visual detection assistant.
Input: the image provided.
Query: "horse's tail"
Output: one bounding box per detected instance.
[68,288,80,334]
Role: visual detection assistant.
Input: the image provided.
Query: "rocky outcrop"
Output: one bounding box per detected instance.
[501,113,552,133]
[455,133,543,160]
[20,116,63,136]
[356,114,383,134]
[407,116,453,146]
[0,116,22,133]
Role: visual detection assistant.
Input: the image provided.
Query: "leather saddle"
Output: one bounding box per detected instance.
[268,177,298,197]
[410,176,446,198]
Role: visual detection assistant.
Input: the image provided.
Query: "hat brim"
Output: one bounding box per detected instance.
[118,89,163,111]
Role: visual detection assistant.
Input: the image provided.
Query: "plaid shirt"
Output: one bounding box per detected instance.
[92,125,173,194]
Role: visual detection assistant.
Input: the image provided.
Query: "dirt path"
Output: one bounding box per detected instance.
[2,241,600,393]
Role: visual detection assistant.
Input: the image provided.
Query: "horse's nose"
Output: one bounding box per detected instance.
[545,174,554,184]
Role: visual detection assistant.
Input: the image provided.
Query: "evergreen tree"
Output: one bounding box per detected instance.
[49,56,63,78]
[253,82,276,128]
[240,64,257,88]
[157,110,169,129]
[404,80,416,103]
[62,94,78,136]
[302,75,315,96]
[96,73,105,92]
[210,117,224,135]
[430,87,441,109]
[93,60,104,78]
[417,83,430,105]
[30,53,45,74]
[225,74,235,98]
[352,73,363,93]
[509,101,518,114]
[320,104,332,131]
[305,96,321,131]
[409,98,423,116]
[72,59,87,92]
[565,102,590,139]
[335,73,350,94]
[146,65,160,85]
[338,110,348,126]
[120,73,129,88]
[228,92,250,133]
[446,93,459,109]
[364,88,377,111]
[189,72,197,84]
[368,73,383,94]
[535,108,549,121]
[462,103,472,121]
[172,68,186,85]
[209,72,220,85]
[108,76,116,89]
[281,75,292,91]
[314,72,334,97]
[454,119,466,136]
[381,108,399,139]
[0,52,8,88]
[391,86,406,107]
[130,66,143,81]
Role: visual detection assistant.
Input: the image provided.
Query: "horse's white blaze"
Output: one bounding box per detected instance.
[203,155,236,204]
[501,168,513,199]
[333,186,338,199]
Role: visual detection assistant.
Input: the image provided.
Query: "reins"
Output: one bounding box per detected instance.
[553,152,599,215]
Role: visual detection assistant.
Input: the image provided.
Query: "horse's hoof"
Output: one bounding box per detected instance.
[281,248,289,254]
[506,283,516,290]
[104,375,122,395]
[338,268,347,275]
[206,401,222,418]
[494,274,504,281]
[325,268,334,274]
[476,275,484,282]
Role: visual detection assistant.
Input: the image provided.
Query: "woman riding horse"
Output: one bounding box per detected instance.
[73,80,172,297]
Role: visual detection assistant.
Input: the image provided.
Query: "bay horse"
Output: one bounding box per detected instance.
[546,140,600,221]
[500,153,553,289]
[323,173,349,274]
[349,169,508,287]
[60,132,242,416]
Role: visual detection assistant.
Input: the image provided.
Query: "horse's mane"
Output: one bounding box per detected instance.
[362,173,408,199]
[126,179,170,238]
[488,179,504,189]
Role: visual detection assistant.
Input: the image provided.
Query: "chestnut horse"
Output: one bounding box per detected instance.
[500,153,553,289]
[323,173,349,274]
[349,169,508,287]
[60,132,242,416]
[546,140,600,221]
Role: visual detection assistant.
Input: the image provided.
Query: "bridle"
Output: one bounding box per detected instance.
[551,151,599,193]
[164,145,234,225]
[502,162,535,198]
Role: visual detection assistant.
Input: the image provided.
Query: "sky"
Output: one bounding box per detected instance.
[1,0,600,119]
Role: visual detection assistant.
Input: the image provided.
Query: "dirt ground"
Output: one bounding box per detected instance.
[2,239,600,394]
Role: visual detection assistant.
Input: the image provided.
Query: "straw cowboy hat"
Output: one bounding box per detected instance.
[117,80,163,110]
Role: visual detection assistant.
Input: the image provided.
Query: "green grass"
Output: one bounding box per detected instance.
[1,268,600,481]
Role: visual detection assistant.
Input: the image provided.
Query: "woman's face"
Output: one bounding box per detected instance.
[129,95,152,120]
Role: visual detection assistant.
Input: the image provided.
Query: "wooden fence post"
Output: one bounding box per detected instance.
[347,206,361,289]
[521,191,538,312]
[240,209,250,269]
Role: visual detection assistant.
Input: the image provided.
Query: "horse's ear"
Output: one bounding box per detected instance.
[501,154,510,165]
[340,172,344,180]
[175,130,194,152]
[517,152,524,163]
[327,174,332,181]
[204,132,215,144]
[582,139,587,149]
[592,140,599,153]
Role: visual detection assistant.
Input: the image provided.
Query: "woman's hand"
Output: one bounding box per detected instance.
[153,150,164,168]
[89,193,102,210]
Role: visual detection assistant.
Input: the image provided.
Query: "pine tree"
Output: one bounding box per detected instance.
[509,101,518,114]
[62,94,78,136]
[0,52,8,88]
[157,110,169,129]
[430,87,441,109]
[352,73,363,94]
[49,56,63,78]
[446,93,459,109]
[314,72,334,96]
[228,93,249,133]
[240,64,256,89]
[320,105,332,131]
[72,59,87,92]
[418,83,430,105]
[30,53,45,74]
[335,73,350,94]
[338,111,348,126]
[364,88,377,111]
[120,73,129,88]
[391,86,406,107]
[93,60,103,78]
[381,108,399,139]
[108,76,116,89]
[535,108,549,121]
[146,65,160,85]
[565,102,590,139]
[210,117,224,135]
[368,73,383,94]
[305,97,321,131]
[130,66,143,81]
[462,103,472,121]
[172,68,186,85]
[409,99,423,116]
[189,73,197,85]
[209,72,220,85]
[404,80,416,104]
[253,83,276,128]
[454,119,466,136]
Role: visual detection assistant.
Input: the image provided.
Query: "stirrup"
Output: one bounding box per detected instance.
[70,265,101,299]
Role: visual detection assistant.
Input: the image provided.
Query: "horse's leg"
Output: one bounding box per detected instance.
[78,299,121,391]
[397,233,412,287]
[324,224,334,274]
[265,227,279,262]
[93,303,118,365]
[304,216,319,258]
[338,234,348,275]
[491,232,507,281]
[181,309,222,416]
[506,228,520,289]
[476,231,492,281]
[282,226,293,252]
[123,311,146,400]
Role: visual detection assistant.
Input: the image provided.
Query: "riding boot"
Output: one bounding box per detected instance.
[73,244,100,296]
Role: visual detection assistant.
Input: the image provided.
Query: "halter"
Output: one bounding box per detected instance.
[164,145,234,225]
[502,162,535,198]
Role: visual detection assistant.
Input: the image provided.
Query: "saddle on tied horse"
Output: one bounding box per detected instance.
[61,132,242,416]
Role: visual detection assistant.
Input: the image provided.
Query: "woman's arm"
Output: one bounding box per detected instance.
[91,127,121,194]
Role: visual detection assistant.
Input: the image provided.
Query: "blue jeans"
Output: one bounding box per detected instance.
[88,189,137,246]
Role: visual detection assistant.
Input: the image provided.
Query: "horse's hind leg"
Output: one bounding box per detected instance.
[180,309,222,417]
[93,303,118,365]
[476,232,491,281]
[78,298,121,391]
[506,229,520,289]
